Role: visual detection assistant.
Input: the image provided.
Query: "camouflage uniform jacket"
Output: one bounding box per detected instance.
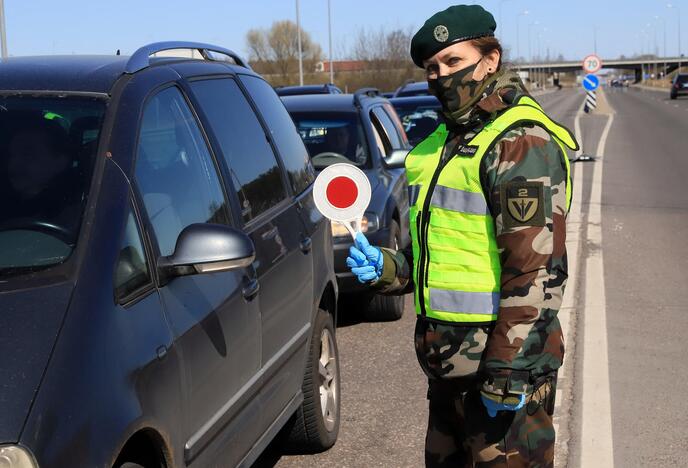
[374,72,571,399]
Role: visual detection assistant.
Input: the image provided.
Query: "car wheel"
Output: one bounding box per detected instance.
[283,307,340,452]
[670,93,677,100]
[364,220,405,322]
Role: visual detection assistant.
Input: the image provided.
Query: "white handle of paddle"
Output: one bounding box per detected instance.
[339,217,363,241]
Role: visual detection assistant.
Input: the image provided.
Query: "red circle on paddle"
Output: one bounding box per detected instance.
[326,176,358,209]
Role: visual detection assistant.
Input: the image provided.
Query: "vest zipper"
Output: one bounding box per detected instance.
[417,152,454,316]
[424,211,432,288]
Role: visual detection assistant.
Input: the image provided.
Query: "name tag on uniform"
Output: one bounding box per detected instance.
[455,144,478,156]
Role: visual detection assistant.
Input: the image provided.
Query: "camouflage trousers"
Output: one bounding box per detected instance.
[424,377,557,468]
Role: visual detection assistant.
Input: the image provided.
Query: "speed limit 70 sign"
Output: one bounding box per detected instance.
[582,54,602,73]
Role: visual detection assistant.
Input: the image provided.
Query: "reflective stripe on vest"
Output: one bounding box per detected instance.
[406,95,578,324]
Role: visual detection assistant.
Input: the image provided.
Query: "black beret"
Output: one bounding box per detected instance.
[410,5,497,68]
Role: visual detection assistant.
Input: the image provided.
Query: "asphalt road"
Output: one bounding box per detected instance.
[596,86,688,467]
[255,86,688,467]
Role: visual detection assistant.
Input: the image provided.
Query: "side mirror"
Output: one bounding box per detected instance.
[382,149,408,169]
[158,223,255,285]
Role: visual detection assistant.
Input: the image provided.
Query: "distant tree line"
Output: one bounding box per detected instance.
[245,21,423,92]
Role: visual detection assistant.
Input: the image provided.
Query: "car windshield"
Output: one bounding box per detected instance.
[394,105,442,146]
[676,75,688,85]
[0,95,106,277]
[289,112,370,168]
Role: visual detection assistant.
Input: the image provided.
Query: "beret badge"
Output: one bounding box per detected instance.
[433,25,449,43]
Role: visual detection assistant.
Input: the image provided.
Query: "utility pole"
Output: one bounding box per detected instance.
[296,0,303,86]
[0,0,7,59]
[328,0,334,84]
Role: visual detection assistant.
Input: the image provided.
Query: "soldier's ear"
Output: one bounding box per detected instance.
[484,49,501,73]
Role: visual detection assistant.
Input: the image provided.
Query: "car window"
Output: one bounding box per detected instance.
[239,75,315,195]
[115,206,151,302]
[393,104,441,146]
[371,107,402,151]
[288,111,370,168]
[383,104,410,147]
[676,75,688,85]
[135,86,231,257]
[370,122,388,158]
[190,78,288,224]
[0,95,106,278]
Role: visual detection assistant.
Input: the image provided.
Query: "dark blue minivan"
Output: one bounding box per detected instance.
[0,43,340,468]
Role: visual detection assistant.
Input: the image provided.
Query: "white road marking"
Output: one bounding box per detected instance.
[580,93,615,467]
[553,94,586,467]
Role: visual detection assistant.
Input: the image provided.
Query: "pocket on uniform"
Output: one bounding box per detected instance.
[414,319,492,380]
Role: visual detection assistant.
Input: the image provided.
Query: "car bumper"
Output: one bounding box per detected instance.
[333,227,391,294]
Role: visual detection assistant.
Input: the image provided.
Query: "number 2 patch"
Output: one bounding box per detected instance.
[500,181,546,228]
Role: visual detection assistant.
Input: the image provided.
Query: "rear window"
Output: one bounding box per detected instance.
[289,111,370,169]
[0,96,105,277]
[393,104,441,146]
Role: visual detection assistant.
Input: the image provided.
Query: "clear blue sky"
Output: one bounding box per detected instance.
[5,0,683,61]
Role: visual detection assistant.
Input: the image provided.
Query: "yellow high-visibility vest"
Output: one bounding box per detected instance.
[406,96,578,323]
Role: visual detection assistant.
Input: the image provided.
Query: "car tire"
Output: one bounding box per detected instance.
[283,307,340,453]
[670,93,677,100]
[364,220,405,322]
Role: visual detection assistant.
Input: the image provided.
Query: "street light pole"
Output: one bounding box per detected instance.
[296,0,304,86]
[655,15,667,78]
[327,0,333,84]
[528,21,539,62]
[668,3,682,71]
[0,0,7,59]
[498,0,513,40]
[516,10,529,63]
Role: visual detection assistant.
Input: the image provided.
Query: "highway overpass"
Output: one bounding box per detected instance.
[512,57,686,82]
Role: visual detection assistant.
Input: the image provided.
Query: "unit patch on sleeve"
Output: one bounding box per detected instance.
[500,181,545,228]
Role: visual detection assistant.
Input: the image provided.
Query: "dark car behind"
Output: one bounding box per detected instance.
[390,95,442,147]
[393,80,430,98]
[275,83,343,96]
[670,73,688,99]
[282,90,411,321]
[0,43,341,468]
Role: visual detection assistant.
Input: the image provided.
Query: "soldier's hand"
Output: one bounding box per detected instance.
[480,392,526,418]
[345,233,383,283]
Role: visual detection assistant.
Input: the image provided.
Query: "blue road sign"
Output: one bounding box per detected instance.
[583,74,600,91]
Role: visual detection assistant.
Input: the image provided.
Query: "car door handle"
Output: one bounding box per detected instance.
[300,236,312,254]
[242,277,260,302]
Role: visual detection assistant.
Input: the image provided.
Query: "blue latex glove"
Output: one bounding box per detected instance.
[345,233,383,283]
[481,394,526,418]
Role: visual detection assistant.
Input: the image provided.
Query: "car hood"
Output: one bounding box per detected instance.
[0,281,73,442]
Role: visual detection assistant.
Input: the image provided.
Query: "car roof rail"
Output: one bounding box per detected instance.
[125,41,251,74]
[353,87,381,106]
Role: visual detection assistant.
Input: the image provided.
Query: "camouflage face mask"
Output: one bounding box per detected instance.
[428,58,499,123]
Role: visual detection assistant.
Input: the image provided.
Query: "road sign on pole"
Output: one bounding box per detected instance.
[583,74,600,91]
[582,54,602,73]
[313,163,371,240]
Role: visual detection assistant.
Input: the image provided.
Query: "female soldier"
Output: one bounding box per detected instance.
[346,5,578,467]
